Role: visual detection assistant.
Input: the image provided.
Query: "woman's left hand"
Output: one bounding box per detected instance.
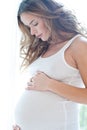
[26,72,51,91]
[13,125,21,130]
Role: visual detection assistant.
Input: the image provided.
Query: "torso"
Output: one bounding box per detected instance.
[14,34,84,130]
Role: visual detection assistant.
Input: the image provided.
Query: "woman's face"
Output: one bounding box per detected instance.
[20,12,51,41]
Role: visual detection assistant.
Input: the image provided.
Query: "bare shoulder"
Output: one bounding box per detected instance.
[71,35,87,87]
[71,35,87,58]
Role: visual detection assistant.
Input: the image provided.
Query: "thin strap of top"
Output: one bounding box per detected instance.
[62,34,81,51]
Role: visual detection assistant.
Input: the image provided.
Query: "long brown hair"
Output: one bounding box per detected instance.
[17,0,87,68]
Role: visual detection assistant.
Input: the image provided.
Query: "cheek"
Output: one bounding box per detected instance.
[40,22,48,32]
[39,22,50,35]
[42,26,49,34]
[44,27,50,36]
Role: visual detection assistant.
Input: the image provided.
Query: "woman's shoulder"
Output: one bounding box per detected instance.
[70,35,87,63]
[70,35,87,53]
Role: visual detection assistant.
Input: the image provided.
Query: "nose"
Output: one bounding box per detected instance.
[30,27,37,36]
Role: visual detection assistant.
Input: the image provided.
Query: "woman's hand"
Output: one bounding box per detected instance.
[13,125,21,130]
[26,71,51,91]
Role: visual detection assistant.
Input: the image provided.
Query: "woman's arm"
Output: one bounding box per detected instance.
[48,79,87,104]
[48,36,87,104]
[26,37,87,104]
[26,69,87,104]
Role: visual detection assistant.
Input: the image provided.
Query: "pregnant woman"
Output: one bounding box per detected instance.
[13,0,87,130]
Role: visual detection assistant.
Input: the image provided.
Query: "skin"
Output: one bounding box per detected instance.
[13,125,21,130]
[13,13,87,130]
[13,12,51,130]
[26,36,87,104]
[20,12,51,41]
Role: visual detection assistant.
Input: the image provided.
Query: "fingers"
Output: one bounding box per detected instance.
[13,125,21,130]
[26,82,35,88]
[30,77,34,82]
[26,79,35,90]
[26,71,44,90]
[29,72,43,81]
[26,77,34,87]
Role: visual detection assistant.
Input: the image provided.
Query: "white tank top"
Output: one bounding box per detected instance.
[26,34,84,88]
[15,35,84,130]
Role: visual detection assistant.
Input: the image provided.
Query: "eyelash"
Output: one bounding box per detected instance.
[25,22,38,30]
[33,23,38,26]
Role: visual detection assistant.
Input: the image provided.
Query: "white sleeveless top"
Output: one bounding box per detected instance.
[15,35,84,130]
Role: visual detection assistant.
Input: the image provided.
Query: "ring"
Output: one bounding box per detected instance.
[30,77,33,82]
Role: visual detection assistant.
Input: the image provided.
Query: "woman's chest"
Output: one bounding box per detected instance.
[27,54,78,81]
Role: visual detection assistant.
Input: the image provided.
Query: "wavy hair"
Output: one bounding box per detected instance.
[17,0,87,68]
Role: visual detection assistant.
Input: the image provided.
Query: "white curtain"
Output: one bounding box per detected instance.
[0,0,20,129]
[0,0,86,130]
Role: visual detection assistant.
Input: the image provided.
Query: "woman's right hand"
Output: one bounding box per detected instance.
[13,125,21,130]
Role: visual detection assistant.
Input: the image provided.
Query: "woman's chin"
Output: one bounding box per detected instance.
[41,37,49,42]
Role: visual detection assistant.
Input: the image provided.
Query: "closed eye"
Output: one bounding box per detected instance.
[32,22,38,26]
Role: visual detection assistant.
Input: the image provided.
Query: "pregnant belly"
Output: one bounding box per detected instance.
[14,90,78,130]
